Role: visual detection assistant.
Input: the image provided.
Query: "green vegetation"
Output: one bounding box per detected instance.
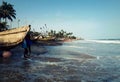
[0,1,16,31]
[48,29,76,39]
[0,22,8,31]
[30,27,77,41]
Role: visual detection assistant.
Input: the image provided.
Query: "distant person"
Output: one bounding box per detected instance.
[22,25,32,58]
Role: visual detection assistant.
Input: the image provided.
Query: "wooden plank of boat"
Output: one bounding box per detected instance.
[0,25,30,48]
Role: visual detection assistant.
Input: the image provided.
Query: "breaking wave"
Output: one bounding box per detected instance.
[86,40,120,44]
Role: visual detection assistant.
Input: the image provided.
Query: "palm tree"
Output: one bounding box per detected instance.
[0,1,16,23]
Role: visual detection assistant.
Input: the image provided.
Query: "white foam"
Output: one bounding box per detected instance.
[62,45,95,51]
[63,45,85,49]
[86,40,120,44]
[34,60,60,65]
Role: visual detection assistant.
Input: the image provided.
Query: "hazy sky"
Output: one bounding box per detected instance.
[2,0,120,39]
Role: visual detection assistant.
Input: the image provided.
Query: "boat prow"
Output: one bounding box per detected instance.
[0,25,30,49]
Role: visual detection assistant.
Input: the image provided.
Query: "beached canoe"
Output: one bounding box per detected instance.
[0,26,30,49]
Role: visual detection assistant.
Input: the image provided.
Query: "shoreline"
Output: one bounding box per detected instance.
[0,40,95,60]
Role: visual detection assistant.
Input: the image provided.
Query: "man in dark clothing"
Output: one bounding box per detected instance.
[22,25,32,58]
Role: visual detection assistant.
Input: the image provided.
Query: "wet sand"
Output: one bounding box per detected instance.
[0,42,97,82]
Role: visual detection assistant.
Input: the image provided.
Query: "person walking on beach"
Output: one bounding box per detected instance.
[22,25,32,58]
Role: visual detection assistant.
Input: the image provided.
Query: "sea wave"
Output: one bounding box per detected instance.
[62,45,95,50]
[63,45,85,49]
[86,40,120,44]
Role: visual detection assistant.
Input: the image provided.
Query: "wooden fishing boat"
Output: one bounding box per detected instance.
[0,25,30,49]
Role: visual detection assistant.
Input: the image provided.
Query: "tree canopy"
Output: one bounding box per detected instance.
[0,1,16,22]
[0,1,16,31]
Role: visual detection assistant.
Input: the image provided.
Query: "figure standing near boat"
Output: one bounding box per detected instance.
[22,25,32,58]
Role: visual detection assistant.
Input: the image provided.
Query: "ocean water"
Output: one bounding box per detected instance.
[1,40,120,82]
[63,40,120,57]
[45,39,120,59]
[42,40,120,82]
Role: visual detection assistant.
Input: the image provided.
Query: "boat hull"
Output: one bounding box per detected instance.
[0,26,30,49]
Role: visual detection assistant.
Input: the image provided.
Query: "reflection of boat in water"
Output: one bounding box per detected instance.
[0,25,30,49]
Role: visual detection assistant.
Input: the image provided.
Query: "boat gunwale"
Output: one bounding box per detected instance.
[0,30,27,36]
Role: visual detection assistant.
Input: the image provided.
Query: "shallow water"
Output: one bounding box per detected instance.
[0,40,120,82]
